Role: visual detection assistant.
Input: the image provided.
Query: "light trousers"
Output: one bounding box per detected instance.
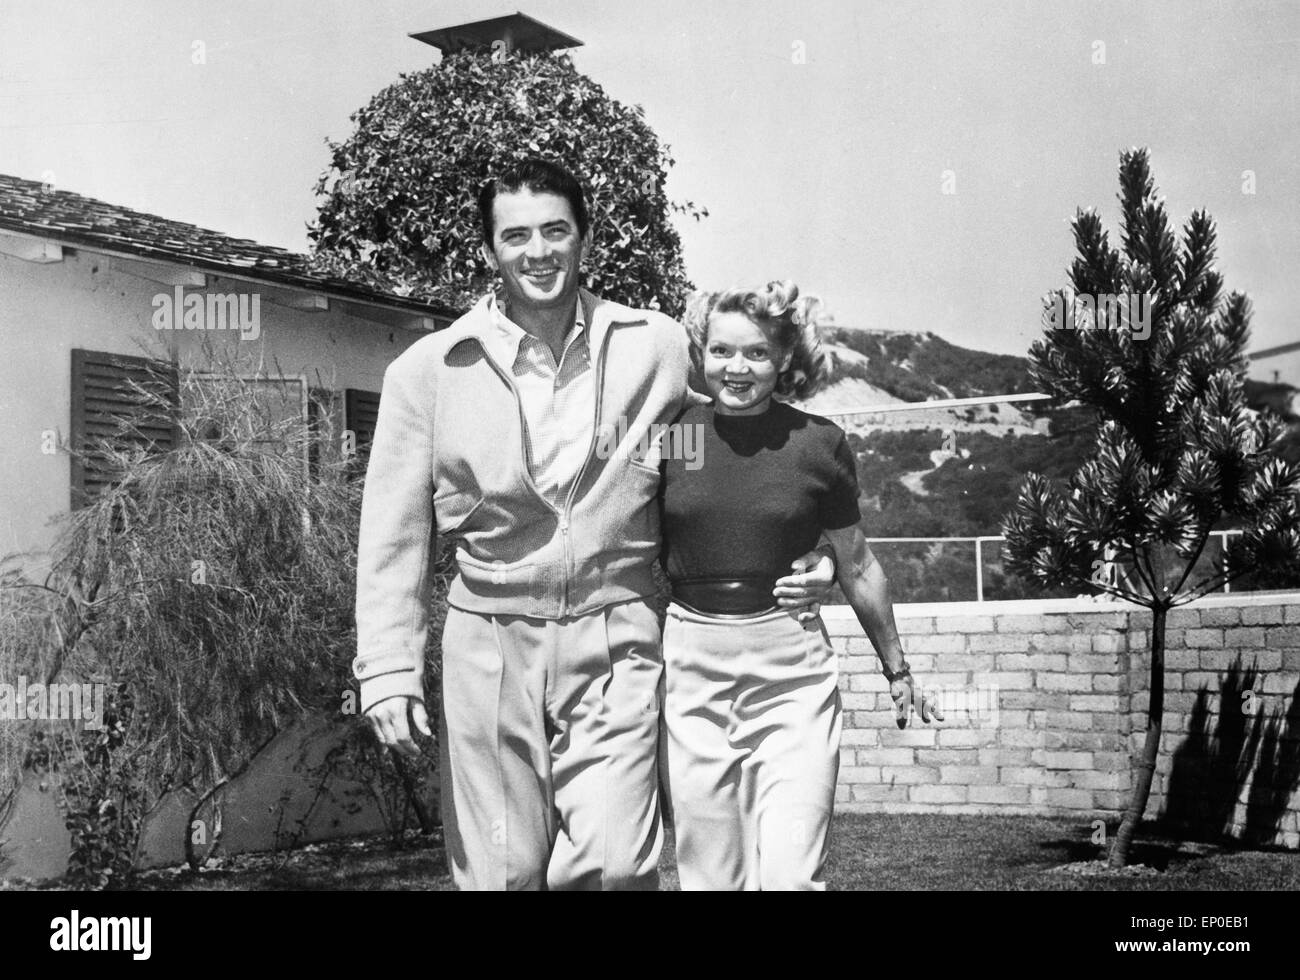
[662,602,842,891]
[437,599,664,890]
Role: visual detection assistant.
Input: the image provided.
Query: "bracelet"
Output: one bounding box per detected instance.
[882,661,912,683]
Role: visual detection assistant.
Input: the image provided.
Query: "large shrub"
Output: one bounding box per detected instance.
[1,344,446,886]
[309,49,705,316]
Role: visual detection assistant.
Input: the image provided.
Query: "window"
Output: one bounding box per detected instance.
[71,349,369,504]
[182,374,310,478]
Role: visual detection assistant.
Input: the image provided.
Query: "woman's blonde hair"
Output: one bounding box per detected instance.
[682,280,833,401]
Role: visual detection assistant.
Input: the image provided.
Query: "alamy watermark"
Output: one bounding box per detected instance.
[899,682,1000,728]
[151,287,261,340]
[1042,290,1152,341]
[0,675,105,730]
[50,910,151,959]
[594,418,704,471]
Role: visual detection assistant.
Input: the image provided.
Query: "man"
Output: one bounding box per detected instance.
[353,158,834,890]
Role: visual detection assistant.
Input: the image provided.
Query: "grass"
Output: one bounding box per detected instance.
[10,812,1296,891]
[824,813,1300,890]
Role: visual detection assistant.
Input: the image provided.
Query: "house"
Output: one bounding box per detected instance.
[0,171,465,880]
[0,172,458,569]
[1248,339,1300,417]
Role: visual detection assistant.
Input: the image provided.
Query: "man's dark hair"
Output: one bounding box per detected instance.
[478,157,590,244]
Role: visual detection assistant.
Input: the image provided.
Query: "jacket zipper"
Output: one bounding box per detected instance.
[471,341,559,516]
[469,324,613,617]
[558,322,612,616]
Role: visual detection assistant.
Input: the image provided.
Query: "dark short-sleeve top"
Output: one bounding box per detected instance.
[658,400,861,613]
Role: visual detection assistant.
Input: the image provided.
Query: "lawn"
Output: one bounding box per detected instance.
[21,813,1290,891]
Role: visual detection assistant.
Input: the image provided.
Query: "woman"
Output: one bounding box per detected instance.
[656,280,933,891]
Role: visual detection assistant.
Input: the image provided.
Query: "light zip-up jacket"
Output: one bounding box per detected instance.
[353,288,697,711]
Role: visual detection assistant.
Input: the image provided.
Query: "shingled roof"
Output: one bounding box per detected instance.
[0,172,459,320]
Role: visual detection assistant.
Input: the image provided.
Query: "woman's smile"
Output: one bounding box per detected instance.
[703,311,791,415]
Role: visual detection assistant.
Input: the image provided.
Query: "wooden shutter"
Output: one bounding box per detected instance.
[344,388,381,471]
[70,349,178,508]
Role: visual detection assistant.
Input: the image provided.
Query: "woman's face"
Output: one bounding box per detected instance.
[702,311,791,416]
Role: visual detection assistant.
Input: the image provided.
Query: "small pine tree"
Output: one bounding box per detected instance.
[1002,148,1300,867]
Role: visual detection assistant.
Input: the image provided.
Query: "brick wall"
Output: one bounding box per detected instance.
[824,593,1300,849]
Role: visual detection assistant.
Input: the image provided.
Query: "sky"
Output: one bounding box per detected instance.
[1,0,1296,356]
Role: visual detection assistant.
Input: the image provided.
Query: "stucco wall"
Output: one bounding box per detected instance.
[0,715,435,881]
[0,242,435,564]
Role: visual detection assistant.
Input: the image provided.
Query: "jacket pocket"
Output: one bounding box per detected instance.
[625,449,664,482]
[627,424,665,473]
[627,458,661,480]
[454,547,539,590]
[434,490,484,537]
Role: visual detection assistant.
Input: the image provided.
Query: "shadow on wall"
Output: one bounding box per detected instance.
[1162,658,1300,847]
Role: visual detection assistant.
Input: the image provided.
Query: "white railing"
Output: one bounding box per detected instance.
[865,529,1246,603]
[821,394,1254,601]
[823,392,1052,420]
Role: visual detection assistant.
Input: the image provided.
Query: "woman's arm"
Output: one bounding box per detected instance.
[822,524,940,725]
[822,525,906,671]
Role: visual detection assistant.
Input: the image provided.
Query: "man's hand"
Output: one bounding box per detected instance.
[365,696,433,759]
[773,549,836,623]
[892,677,944,729]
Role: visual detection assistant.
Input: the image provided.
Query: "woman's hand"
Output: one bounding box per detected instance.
[773,548,836,622]
[891,676,945,729]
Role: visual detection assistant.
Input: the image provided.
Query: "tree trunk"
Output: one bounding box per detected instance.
[1109,603,1166,867]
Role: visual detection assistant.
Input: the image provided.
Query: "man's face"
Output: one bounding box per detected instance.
[482,188,589,314]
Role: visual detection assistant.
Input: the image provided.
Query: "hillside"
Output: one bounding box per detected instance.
[802,329,1045,437]
[818,327,1037,403]
[784,329,1082,600]
[799,326,1070,530]
[791,328,1298,601]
